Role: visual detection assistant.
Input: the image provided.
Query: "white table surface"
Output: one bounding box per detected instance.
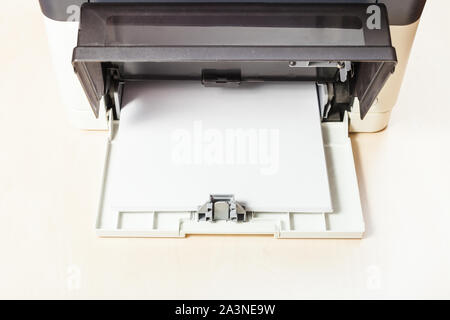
[1,1,449,299]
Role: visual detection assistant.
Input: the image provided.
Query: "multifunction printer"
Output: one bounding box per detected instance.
[40,0,426,238]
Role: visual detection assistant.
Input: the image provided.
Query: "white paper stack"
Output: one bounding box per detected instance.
[109,81,332,213]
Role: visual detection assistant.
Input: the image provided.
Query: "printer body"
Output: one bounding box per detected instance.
[40,0,426,238]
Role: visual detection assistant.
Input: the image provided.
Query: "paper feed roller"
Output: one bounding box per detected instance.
[72,3,397,120]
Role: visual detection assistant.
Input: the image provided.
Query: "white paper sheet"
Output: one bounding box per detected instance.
[109,81,332,213]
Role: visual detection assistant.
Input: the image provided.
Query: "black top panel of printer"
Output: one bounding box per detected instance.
[40,0,426,25]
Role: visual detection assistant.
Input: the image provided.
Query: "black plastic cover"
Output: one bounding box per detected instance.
[40,0,427,26]
[72,3,397,119]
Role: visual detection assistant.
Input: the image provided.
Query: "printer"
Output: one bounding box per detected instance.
[40,0,426,238]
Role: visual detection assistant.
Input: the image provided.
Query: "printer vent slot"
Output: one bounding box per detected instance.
[201,70,241,87]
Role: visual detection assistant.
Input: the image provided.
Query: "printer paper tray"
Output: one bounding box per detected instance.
[96,113,364,239]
